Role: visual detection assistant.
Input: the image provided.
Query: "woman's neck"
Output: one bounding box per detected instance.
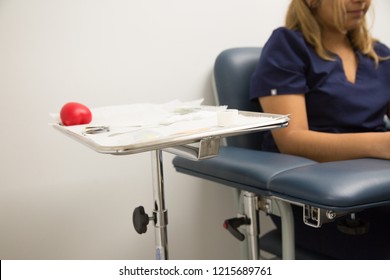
[322,29,352,52]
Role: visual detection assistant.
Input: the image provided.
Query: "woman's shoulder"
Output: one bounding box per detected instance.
[374,41,390,57]
[267,27,305,45]
[270,27,302,38]
[264,27,308,53]
[262,27,311,62]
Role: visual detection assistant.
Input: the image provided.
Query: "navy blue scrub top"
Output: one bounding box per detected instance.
[250,27,390,152]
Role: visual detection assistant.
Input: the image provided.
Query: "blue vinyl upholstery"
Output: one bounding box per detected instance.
[269,158,390,211]
[173,146,315,196]
[213,47,266,150]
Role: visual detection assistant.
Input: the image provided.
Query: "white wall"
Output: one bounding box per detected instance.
[0,0,389,260]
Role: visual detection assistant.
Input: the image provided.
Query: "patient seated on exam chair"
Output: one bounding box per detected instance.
[249,0,390,259]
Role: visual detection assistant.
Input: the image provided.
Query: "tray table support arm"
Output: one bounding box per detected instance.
[151,149,169,260]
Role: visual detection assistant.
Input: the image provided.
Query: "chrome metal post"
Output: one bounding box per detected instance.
[242,191,259,260]
[151,149,169,260]
[275,199,295,260]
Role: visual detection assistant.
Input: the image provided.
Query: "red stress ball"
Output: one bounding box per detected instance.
[60,102,92,126]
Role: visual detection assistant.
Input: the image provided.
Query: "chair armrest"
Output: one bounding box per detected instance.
[269,158,390,211]
[172,146,316,195]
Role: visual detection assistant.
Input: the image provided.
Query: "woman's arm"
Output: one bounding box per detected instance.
[260,94,390,162]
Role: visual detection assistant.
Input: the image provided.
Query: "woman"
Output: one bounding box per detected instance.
[250,0,390,259]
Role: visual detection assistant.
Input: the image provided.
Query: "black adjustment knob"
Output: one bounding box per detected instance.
[337,214,370,235]
[223,217,250,241]
[133,206,152,234]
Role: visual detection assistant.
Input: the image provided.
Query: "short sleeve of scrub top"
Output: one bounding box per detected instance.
[250,27,390,152]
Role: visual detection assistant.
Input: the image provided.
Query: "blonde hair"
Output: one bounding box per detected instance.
[285,0,383,64]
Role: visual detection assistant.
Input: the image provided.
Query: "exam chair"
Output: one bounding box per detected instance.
[172,47,390,259]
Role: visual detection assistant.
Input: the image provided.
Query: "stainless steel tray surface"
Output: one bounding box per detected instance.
[51,102,289,156]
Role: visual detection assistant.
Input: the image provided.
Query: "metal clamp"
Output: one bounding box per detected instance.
[303,205,339,228]
[164,137,220,160]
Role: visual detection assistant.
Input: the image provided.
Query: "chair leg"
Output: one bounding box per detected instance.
[275,200,295,259]
[242,191,259,260]
[233,189,249,260]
